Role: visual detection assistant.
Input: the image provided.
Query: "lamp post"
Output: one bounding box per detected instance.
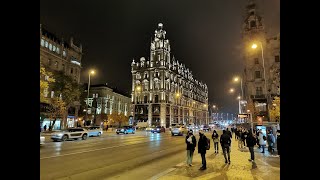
[85,70,95,125]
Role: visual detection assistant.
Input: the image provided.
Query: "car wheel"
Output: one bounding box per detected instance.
[82,134,88,140]
[97,132,101,137]
[62,135,68,141]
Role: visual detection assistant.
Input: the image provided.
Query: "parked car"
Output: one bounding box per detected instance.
[51,128,88,141]
[171,126,188,136]
[85,126,103,137]
[151,126,165,133]
[116,126,135,134]
[40,135,45,145]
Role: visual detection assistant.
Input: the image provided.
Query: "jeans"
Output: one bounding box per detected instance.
[222,146,230,161]
[201,153,206,168]
[261,145,265,153]
[214,142,219,152]
[187,150,194,165]
[249,146,254,160]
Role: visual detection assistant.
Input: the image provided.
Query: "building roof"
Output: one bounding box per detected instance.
[41,24,70,48]
[88,84,131,98]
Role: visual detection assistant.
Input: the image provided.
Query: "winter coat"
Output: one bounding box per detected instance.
[258,132,266,145]
[198,134,208,154]
[227,130,232,138]
[212,132,219,143]
[267,133,275,146]
[186,135,197,151]
[220,133,231,147]
[246,134,256,147]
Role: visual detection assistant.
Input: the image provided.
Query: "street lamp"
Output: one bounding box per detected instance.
[85,70,95,125]
[229,88,234,93]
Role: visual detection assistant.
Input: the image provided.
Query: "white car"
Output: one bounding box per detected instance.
[85,126,103,137]
[40,135,45,145]
[51,128,88,141]
[171,126,188,136]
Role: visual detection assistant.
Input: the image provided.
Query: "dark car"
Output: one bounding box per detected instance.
[202,125,210,131]
[116,125,135,134]
[151,126,165,133]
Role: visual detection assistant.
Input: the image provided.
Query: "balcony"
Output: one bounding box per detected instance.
[250,95,266,99]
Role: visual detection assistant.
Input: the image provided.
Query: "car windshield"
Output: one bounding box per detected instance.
[156,126,161,128]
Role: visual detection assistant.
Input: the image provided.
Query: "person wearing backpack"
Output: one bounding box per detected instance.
[220,130,231,164]
[186,130,197,166]
[258,130,266,153]
[198,130,208,170]
[212,130,219,153]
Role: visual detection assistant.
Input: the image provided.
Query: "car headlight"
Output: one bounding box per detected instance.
[157,128,160,130]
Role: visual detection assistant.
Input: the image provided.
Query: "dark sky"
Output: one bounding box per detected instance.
[40,0,279,115]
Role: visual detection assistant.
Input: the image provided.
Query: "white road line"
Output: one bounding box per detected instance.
[40,144,128,160]
[148,168,176,180]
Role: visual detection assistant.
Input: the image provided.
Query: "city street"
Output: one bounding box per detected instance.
[40,130,280,180]
[40,130,192,180]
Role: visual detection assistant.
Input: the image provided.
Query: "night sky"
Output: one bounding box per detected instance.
[40,0,279,115]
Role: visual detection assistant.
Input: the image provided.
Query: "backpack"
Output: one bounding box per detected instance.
[263,135,267,141]
[206,137,210,150]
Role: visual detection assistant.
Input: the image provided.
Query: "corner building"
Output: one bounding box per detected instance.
[131,23,209,128]
[241,0,280,122]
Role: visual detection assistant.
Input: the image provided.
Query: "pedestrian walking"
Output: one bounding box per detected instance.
[186,130,197,166]
[198,130,208,170]
[226,128,232,139]
[258,130,266,153]
[43,124,47,131]
[242,129,248,147]
[267,130,275,154]
[212,130,219,153]
[246,131,256,162]
[238,128,243,149]
[220,130,231,164]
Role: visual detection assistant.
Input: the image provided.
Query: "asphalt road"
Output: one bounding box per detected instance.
[40,130,211,180]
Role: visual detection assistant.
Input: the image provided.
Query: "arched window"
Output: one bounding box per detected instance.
[250,21,256,28]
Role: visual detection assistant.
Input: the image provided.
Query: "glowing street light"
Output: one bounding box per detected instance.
[86,69,96,123]
[229,88,235,93]
[233,77,239,82]
[213,105,216,108]
[136,86,141,91]
[175,93,180,98]
[251,43,258,49]
[237,96,241,100]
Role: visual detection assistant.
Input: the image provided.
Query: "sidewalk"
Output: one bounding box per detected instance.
[155,137,280,180]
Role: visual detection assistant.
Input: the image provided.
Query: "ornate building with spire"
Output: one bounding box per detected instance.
[131,23,209,128]
[241,0,280,123]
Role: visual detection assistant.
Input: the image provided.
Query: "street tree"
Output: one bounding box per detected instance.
[270,96,280,122]
[40,63,55,103]
[51,71,82,128]
[108,112,129,127]
[48,97,66,131]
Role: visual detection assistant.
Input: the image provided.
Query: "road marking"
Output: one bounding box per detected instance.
[148,168,176,180]
[40,144,129,160]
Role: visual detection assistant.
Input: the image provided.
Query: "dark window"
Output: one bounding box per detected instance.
[250,11,254,15]
[255,71,261,78]
[71,68,73,74]
[254,58,259,64]
[144,96,147,103]
[155,95,159,103]
[256,87,263,95]
[250,21,256,28]
[275,55,280,62]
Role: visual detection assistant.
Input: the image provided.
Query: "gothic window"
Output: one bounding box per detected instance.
[63,50,66,57]
[56,47,60,54]
[155,95,159,103]
[250,21,256,28]
[275,55,280,62]
[254,58,259,64]
[255,71,261,79]
[256,87,263,95]
[144,72,148,79]
[53,45,56,52]
[45,41,48,48]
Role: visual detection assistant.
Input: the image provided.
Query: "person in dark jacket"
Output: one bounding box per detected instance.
[212,130,219,153]
[246,131,256,162]
[186,130,197,166]
[198,130,208,170]
[220,130,231,164]
[226,128,232,139]
[276,130,280,156]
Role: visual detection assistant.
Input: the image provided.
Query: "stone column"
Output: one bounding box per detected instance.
[148,104,152,126]
[160,104,166,127]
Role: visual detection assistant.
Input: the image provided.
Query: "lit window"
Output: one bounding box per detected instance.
[53,45,56,52]
[45,75,49,81]
[45,41,48,48]
[44,88,48,97]
[49,43,52,51]
[41,39,45,47]
[63,50,66,57]
[51,91,54,98]
[56,47,60,54]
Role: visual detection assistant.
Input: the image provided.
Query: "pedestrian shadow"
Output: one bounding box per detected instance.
[251,161,258,169]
